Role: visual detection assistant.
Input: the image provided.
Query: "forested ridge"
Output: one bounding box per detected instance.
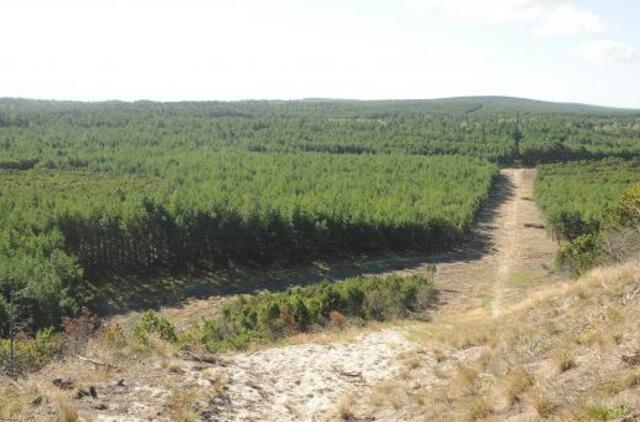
[2,97,640,167]
[1,96,640,338]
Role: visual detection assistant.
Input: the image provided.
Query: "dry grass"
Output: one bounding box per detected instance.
[167,360,186,374]
[397,349,425,370]
[349,259,640,420]
[285,320,387,346]
[204,370,227,396]
[623,371,640,389]
[526,387,556,418]
[169,388,198,418]
[502,367,534,406]
[337,396,356,421]
[368,380,410,411]
[433,348,447,363]
[595,370,640,399]
[0,384,31,419]
[553,348,577,373]
[463,396,493,421]
[447,364,480,400]
[58,400,79,422]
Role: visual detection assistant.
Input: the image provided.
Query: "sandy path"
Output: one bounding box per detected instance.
[375,168,559,322]
[494,169,532,316]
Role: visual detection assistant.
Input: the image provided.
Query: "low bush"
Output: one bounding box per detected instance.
[180,274,437,352]
[0,327,61,375]
[133,310,178,345]
[615,183,640,229]
[556,233,603,275]
[2,274,437,372]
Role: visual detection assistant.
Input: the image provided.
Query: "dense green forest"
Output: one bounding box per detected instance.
[535,159,640,274]
[1,97,640,167]
[0,153,495,334]
[1,96,640,337]
[535,158,640,240]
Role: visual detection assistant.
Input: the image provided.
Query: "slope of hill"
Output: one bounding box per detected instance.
[347,258,640,421]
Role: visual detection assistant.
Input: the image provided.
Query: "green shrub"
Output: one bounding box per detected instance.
[192,274,436,352]
[614,183,640,228]
[556,234,603,275]
[133,311,178,344]
[0,327,61,374]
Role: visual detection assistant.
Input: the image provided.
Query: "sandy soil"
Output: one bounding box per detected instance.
[209,329,414,421]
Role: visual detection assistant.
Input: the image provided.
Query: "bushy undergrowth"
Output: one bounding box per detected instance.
[584,404,629,421]
[0,308,100,375]
[555,233,604,275]
[0,328,61,375]
[0,260,437,373]
[132,274,437,353]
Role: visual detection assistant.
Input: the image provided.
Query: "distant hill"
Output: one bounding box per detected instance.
[1,95,638,116]
[297,96,640,116]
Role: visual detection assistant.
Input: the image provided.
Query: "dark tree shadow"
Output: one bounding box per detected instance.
[90,173,516,318]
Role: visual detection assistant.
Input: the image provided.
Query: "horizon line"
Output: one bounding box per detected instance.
[1,94,639,112]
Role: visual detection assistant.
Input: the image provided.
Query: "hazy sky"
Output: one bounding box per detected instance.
[2,0,639,107]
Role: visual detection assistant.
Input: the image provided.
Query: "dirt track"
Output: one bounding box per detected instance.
[428,168,560,321]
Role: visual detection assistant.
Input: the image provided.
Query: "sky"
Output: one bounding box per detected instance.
[1,0,639,108]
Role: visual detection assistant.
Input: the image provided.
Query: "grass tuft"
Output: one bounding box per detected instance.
[553,349,576,373]
[463,396,493,421]
[584,404,628,421]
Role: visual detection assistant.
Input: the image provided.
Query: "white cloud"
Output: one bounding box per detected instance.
[407,0,608,36]
[534,4,607,36]
[405,0,562,23]
[578,40,635,62]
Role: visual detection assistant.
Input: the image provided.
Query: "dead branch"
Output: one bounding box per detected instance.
[78,355,114,368]
[183,350,225,366]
